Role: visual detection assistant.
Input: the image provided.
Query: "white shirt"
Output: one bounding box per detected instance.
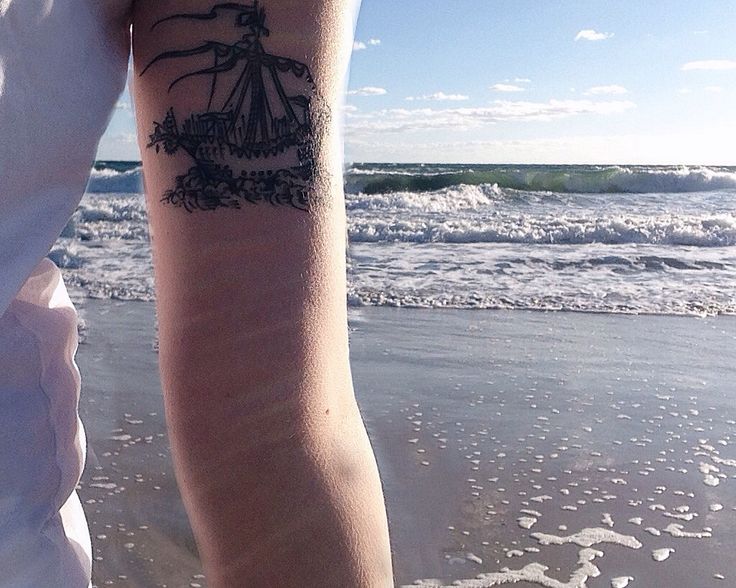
[0,1,132,585]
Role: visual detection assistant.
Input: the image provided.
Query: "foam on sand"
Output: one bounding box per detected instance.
[662,523,712,538]
[531,528,642,549]
[404,527,644,587]
[703,474,720,487]
[407,548,605,588]
[652,548,675,562]
[517,516,538,530]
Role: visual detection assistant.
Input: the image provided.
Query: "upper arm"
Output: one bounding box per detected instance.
[130,0,357,389]
[130,1,354,324]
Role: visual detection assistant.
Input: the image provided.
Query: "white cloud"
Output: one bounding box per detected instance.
[347,86,388,96]
[342,104,359,113]
[681,59,736,70]
[405,92,470,102]
[678,86,726,94]
[488,99,635,120]
[115,100,131,110]
[490,83,525,93]
[513,77,532,83]
[345,99,636,134]
[584,85,628,95]
[353,38,381,52]
[575,29,614,42]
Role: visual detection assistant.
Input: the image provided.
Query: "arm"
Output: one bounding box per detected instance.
[131,1,394,585]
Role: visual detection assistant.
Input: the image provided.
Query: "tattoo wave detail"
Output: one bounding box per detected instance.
[142,1,318,212]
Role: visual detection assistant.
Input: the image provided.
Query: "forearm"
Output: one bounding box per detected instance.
[131,1,393,585]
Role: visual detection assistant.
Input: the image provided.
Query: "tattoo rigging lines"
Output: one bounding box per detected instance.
[141,1,320,212]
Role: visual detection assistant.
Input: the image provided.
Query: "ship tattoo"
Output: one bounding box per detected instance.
[141,2,319,212]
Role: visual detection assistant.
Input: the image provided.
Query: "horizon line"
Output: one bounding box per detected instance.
[93,160,736,167]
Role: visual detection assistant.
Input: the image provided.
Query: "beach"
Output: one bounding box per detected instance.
[75,296,736,587]
[62,162,736,586]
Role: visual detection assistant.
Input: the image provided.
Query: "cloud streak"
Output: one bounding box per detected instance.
[584,85,628,95]
[348,86,388,96]
[406,92,470,102]
[353,38,381,52]
[681,59,736,71]
[575,29,614,41]
[345,99,636,133]
[490,83,525,93]
[345,130,736,165]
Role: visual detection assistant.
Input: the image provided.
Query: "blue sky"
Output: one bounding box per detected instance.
[97,0,736,164]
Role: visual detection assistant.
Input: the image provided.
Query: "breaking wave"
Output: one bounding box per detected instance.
[347,214,736,246]
[345,164,736,195]
[87,164,143,193]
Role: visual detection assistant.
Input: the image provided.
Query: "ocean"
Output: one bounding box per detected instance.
[56,162,736,316]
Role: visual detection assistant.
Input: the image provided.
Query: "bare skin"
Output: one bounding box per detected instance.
[131,1,394,586]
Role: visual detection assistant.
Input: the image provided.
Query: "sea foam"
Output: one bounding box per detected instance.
[49,164,736,315]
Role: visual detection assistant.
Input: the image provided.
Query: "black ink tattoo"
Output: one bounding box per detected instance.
[141,1,319,212]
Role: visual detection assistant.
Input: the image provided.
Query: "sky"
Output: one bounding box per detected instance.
[97,0,736,165]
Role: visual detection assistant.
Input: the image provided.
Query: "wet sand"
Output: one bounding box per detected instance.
[75,300,203,588]
[75,298,736,587]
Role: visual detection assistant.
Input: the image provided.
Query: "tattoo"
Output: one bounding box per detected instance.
[141,1,319,212]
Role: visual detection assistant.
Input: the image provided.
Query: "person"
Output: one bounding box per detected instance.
[0,1,394,586]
